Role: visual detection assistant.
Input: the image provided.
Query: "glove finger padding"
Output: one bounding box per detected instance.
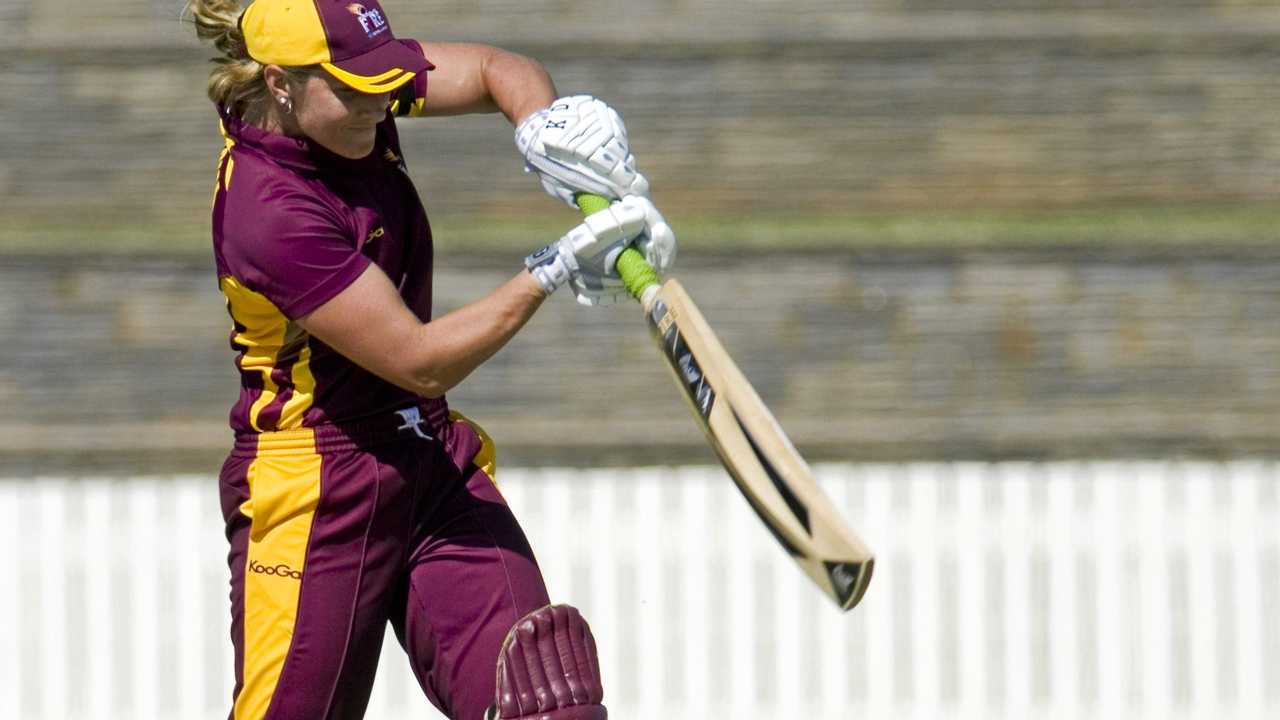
[567,268,630,307]
[516,95,650,207]
[536,172,578,208]
[632,201,676,276]
[563,196,672,306]
[544,103,647,198]
[567,196,651,257]
[527,197,648,297]
[543,99,624,160]
[488,604,607,720]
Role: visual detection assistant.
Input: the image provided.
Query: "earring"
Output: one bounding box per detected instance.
[278,96,293,114]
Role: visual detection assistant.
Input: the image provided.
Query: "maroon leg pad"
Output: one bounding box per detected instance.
[490,604,607,720]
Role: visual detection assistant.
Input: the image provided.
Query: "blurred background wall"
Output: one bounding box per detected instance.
[1,0,1279,465]
[6,1,1280,230]
[2,2,1280,719]
[3,247,1278,470]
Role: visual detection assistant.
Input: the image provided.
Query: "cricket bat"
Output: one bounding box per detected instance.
[577,194,875,611]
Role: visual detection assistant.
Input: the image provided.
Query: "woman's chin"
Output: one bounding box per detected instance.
[336,141,376,159]
[321,132,377,159]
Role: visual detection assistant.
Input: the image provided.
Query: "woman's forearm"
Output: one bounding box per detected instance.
[298,264,548,400]
[403,270,547,397]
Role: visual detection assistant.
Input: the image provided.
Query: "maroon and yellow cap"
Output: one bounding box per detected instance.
[241,0,431,93]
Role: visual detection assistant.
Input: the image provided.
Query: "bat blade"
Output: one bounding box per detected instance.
[641,279,875,610]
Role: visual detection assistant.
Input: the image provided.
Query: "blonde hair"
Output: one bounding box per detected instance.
[185,0,311,121]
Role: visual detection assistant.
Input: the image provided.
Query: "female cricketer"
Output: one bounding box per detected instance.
[187,1,675,718]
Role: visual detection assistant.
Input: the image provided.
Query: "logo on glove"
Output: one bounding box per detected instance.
[526,243,558,268]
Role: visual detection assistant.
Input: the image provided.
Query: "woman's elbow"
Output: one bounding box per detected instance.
[406,374,449,399]
[403,366,454,399]
[415,384,449,400]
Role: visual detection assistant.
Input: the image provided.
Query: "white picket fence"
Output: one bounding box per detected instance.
[1,461,1278,720]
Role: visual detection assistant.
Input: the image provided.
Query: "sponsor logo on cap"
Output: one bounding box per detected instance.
[346,3,389,39]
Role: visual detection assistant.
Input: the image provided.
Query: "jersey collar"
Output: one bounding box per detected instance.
[218,106,383,174]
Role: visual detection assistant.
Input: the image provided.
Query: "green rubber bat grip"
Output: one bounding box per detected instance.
[574,193,660,300]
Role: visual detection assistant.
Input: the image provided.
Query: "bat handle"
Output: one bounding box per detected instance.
[574,193,661,302]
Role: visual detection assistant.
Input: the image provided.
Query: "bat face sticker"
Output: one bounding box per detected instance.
[649,300,716,419]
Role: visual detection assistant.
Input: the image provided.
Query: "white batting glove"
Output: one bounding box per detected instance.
[524,196,651,296]
[568,197,676,306]
[515,95,650,208]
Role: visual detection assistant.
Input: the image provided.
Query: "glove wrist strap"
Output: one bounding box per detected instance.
[524,241,575,294]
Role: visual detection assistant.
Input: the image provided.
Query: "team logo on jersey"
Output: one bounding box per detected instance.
[395,407,435,440]
[346,3,389,39]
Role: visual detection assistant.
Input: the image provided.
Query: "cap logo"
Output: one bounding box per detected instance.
[346,3,389,39]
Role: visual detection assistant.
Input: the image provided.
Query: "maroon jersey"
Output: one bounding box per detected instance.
[211,48,436,434]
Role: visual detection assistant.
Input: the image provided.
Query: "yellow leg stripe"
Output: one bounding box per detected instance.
[234,431,322,720]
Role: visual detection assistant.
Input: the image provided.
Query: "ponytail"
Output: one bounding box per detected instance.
[186,1,313,124]
[185,0,271,120]
[188,0,249,60]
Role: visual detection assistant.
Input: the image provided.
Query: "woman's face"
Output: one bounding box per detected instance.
[291,72,391,159]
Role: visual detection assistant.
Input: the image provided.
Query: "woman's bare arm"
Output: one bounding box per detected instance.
[297,265,546,398]
[416,42,556,124]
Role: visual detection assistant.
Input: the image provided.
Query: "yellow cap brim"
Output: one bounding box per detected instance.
[320,63,416,94]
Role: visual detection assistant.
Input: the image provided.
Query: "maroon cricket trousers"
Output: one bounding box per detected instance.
[218,400,551,719]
